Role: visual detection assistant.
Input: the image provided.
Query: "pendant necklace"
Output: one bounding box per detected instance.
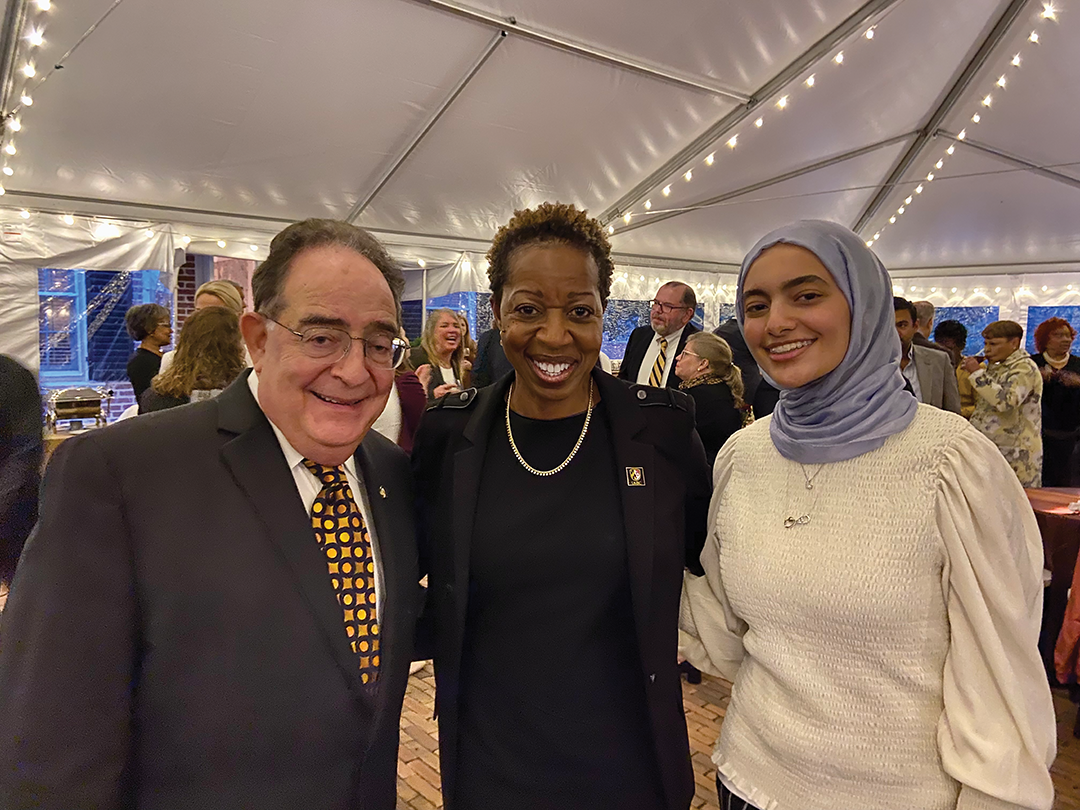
[784,463,829,528]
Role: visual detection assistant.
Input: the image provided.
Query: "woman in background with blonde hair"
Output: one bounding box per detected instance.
[411,307,466,401]
[160,279,248,375]
[674,332,747,466]
[140,307,246,413]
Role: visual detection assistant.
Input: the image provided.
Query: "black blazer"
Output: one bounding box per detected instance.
[412,371,711,810]
[0,372,420,810]
[618,323,700,388]
[682,380,744,467]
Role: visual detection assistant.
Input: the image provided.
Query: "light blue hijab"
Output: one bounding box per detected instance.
[736,220,917,464]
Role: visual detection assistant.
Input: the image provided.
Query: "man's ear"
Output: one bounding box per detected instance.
[240,312,268,371]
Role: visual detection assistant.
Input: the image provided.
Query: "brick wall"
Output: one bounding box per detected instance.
[175,253,196,328]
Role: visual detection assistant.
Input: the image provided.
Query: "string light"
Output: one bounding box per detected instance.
[683,170,692,181]
[1042,3,1057,20]
[981,94,992,107]
[1012,54,1022,67]
[21,63,34,77]
[217,240,226,248]
[889,216,896,224]
[34,0,50,10]
[19,209,29,218]
[62,215,74,225]
[935,159,944,169]
[805,74,816,87]
[834,51,844,64]
[662,185,671,196]
[915,184,924,193]
[865,26,875,39]
[727,135,738,149]
[947,145,955,155]
[26,29,43,47]
[957,130,966,140]
[898,205,905,214]
[952,287,958,293]
[144,229,154,238]
[996,75,1007,88]
[1030,31,1040,43]
[623,212,632,224]
[704,153,714,166]
[19,94,32,106]
[926,172,935,181]
[249,244,258,251]
[4,143,15,155]
[181,235,191,245]
[8,119,21,132]
[776,95,789,109]
[607,224,614,234]
[754,117,764,127]
[417,258,426,267]
[2,167,12,176]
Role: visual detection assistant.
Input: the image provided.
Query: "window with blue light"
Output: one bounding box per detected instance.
[933,306,1000,356]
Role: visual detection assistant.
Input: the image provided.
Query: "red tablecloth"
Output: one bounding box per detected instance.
[1026,488,1080,681]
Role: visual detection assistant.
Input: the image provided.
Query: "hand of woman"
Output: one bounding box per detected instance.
[960,356,982,374]
[433,383,460,399]
[415,364,433,390]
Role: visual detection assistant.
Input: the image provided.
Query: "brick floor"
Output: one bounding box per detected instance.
[395,665,730,810]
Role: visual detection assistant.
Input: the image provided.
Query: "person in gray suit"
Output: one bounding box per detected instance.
[894,297,961,413]
[0,220,420,810]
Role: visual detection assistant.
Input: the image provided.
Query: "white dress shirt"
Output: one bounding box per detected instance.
[247,371,384,614]
[901,347,923,402]
[635,325,686,387]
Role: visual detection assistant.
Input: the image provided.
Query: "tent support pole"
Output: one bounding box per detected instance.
[850,0,1032,235]
[421,267,429,331]
[406,0,748,101]
[615,132,916,235]
[345,30,506,223]
[939,130,1080,193]
[597,0,904,225]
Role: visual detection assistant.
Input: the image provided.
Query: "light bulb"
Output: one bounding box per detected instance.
[1069,285,1074,291]
[1043,285,1049,292]
[639,275,645,282]
[889,216,896,224]
[935,159,944,169]
[874,232,881,240]
[957,130,966,140]
[2,166,12,176]
[727,135,738,149]
[145,229,154,238]
[9,119,21,132]
[865,26,875,39]
[952,287,958,293]
[607,225,614,235]
[0,185,6,196]
[417,258,426,267]
[21,64,34,78]
[704,153,714,166]
[27,30,43,47]
[662,185,671,196]
[805,75,815,88]
[898,206,905,214]
[181,235,191,245]
[35,0,50,10]
[644,199,652,210]
[623,212,632,224]
[684,170,692,181]
[996,75,1007,88]
[19,209,29,218]
[909,286,916,292]
[834,52,844,64]
[916,184,924,193]
[905,196,913,205]
[981,95,992,107]
[754,117,764,127]
[926,172,935,181]
[866,240,874,247]
[776,95,788,109]
[249,244,258,251]
[930,287,937,293]
[217,240,226,248]
[4,143,15,155]
[947,145,955,155]
[1030,31,1040,43]
[20,94,32,106]
[1042,4,1056,20]
[972,113,981,123]
[62,215,74,225]
[1012,54,1022,67]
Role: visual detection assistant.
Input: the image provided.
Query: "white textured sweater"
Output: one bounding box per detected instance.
[681,405,1056,810]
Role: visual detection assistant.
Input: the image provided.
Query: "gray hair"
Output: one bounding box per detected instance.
[252,219,404,321]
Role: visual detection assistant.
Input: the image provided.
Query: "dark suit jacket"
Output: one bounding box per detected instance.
[0,372,419,810]
[0,355,41,584]
[617,323,700,388]
[682,380,743,467]
[411,371,711,810]
[470,328,513,388]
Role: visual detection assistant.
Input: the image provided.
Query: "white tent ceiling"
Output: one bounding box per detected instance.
[0,0,1075,274]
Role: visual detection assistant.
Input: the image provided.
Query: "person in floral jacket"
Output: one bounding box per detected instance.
[963,320,1043,486]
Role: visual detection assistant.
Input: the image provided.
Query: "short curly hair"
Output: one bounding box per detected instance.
[1034,317,1077,354]
[124,303,169,341]
[486,202,614,308]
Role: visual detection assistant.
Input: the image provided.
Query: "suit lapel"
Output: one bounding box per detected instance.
[216,375,360,689]
[913,347,933,405]
[596,373,655,662]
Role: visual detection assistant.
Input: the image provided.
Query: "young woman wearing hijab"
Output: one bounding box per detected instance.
[680,221,1055,810]
[412,202,711,810]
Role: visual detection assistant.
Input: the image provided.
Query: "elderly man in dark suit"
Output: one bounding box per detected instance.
[618,281,700,388]
[0,220,420,810]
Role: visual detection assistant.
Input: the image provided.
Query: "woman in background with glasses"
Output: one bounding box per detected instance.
[673,333,748,467]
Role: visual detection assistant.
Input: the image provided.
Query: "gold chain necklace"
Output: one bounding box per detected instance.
[505,382,594,477]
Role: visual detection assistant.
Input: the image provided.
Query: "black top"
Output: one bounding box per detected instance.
[140,388,190,414]
[471,328,514,388]
[1032,353,1080,435]
[0,354,42,583]
[683,380,743,466]
[126,347,161,406]
[456,400,663,810]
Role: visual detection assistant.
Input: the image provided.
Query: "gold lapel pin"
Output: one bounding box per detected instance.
[379,487,387,499]
[625,467,646,487]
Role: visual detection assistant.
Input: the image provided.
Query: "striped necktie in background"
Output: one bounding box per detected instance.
[648,337,669,387]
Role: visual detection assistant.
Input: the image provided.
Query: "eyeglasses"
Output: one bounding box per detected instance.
[262,314,408,368]
[679,350,703,360]
[650,299,691,314]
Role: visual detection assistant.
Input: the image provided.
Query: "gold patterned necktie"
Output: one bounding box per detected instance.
[648,337,669,387]
[302,459,380,685]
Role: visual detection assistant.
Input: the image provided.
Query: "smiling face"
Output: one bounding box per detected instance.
[494,242,603,419]
[741,243,851,389]
[240,244,398,466]
[432,312,461,360]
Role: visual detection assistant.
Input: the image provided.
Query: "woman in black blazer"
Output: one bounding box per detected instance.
[412,203,710,810]
[673,332,748,466]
